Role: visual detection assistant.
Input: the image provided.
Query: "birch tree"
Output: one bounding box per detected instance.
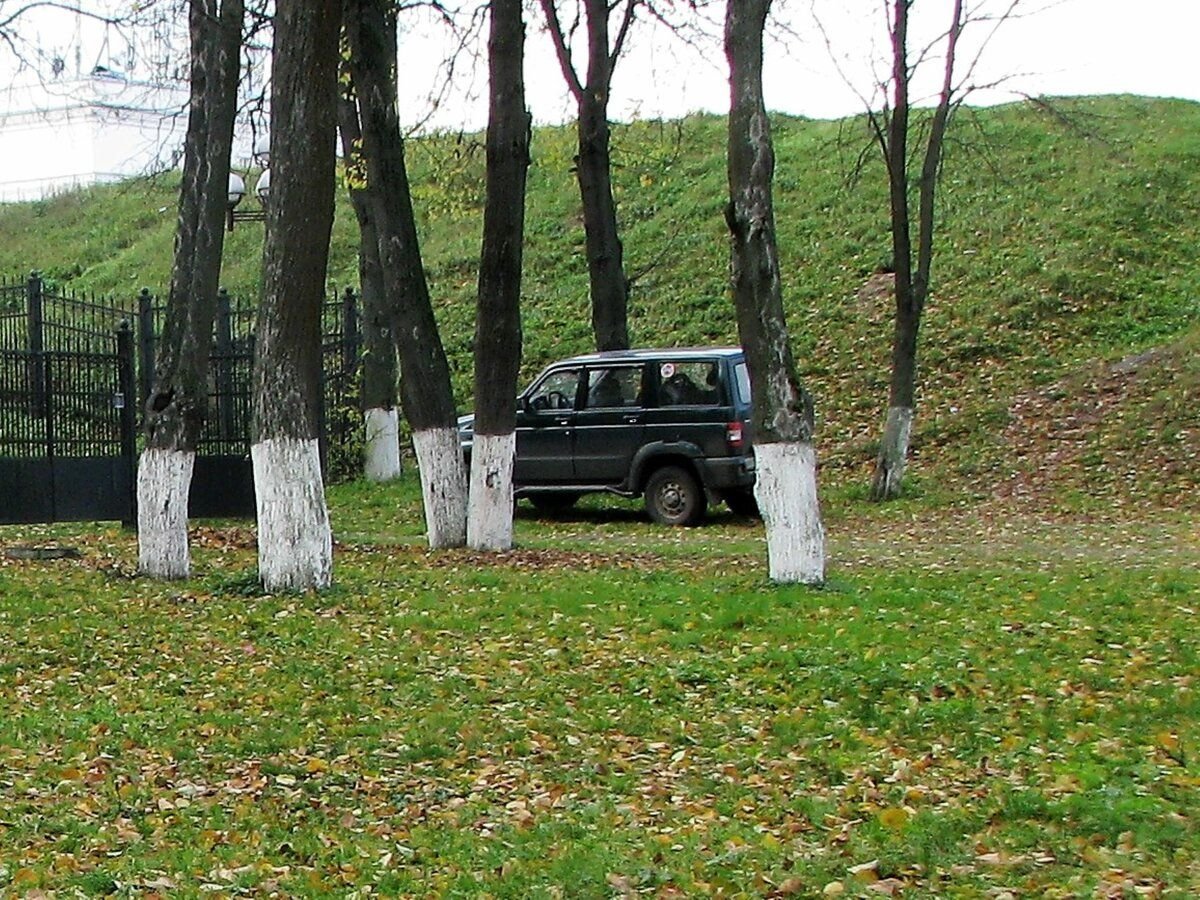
[251,0,341,591]
[137,0,242,579]
[725,0,823,584]
[467,0,531,551]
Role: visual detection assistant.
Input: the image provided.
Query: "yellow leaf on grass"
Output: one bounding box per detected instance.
[878,807,909,830]
[13,867,39,886]
[1156,731,1180,751]
[776,876,806,894]
[848,860,879,882]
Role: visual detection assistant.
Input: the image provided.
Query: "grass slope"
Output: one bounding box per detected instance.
[1,95,1197,507]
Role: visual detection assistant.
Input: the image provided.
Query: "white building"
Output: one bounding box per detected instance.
[0,69,193,202]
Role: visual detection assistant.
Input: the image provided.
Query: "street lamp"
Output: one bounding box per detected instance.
[255,168,270,205]
[227,167,267,230]
[226,172,246,230]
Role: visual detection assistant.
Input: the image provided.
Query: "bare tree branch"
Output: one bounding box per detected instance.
[538,0,584,100]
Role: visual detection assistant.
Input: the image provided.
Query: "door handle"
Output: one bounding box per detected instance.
[555,418,571,426]
[622,415,641,424]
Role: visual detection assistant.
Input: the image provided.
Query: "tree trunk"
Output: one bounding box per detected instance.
[870,294,918,501]
[539,0,632,351]
[725,0,824,585]
[251,0,340,592]
[137,0,242,579]
[345,0,467,547]
[577,87,628,351]
[468,0,531,551]
[337,80,401,482]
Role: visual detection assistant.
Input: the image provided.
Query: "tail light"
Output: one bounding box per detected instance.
[726,421,745,451]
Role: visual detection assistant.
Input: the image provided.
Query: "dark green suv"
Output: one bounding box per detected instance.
[458,347,756,525]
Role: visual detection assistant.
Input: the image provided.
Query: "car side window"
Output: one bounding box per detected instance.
[585,366,643,409]
[658,361,720,407]
[528,369,580,411]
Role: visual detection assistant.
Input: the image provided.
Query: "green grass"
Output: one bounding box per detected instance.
[2,95,1199,509]
[1,94,1197,895]
[0,477,1197,896]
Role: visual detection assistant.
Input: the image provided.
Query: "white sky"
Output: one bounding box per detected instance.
[399,0,1200,131]
[2,0,1195,149]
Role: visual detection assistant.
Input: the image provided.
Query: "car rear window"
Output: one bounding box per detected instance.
[658,360,720,406]
[734,361,751,405]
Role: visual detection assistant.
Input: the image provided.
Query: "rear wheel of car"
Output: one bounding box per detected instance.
[644,465,706,526]
[722,488,759,518]
[528,492,581,514]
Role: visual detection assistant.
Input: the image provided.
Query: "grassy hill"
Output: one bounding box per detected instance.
[1,94,1196,510]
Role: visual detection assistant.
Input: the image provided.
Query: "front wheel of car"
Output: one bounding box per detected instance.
[644,465,706,526]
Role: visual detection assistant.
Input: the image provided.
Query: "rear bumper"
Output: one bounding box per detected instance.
[700,454,756,490]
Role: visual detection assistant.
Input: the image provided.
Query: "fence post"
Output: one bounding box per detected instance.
[117,321,138,527]
[26,271,45,417]
[341,286,360,378]
[216,288,237,443]
[137,288,156,408]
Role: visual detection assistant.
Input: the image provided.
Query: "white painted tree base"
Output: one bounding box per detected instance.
[412,426,468,549]
[137,447,195,580]
[467,432,515,551]
[251,437,332,591]
[871,405,914,500]
[754,441,825,585]
[363,407,401,482]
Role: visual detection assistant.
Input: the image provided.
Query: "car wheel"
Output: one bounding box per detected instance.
[644,465,706,526]
[722,488,759,518]
[528,492,581,514]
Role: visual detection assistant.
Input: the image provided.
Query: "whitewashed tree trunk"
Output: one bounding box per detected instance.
[872,405,914,501]
[363,407,401,482]
[137,448,196,579]
[252,437,332,592]
[467,432,516,552]
[754,441,825,585]
[411,426,468,549]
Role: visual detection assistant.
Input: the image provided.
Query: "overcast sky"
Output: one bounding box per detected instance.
[4,0,1195,134]
[398,0,1200,131]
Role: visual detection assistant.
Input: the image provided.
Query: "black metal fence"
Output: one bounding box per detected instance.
[0,273,138,524]
[135,285,362,460]
[0,272,362,524]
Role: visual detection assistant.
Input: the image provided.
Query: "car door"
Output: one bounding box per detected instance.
[572,363,647,486]
[515,367,581,483]
[644,357,728,455]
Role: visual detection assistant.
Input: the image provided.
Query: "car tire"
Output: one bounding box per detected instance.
[528,492,581,515]
[644,465,706,526]
[722,488,759,518]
